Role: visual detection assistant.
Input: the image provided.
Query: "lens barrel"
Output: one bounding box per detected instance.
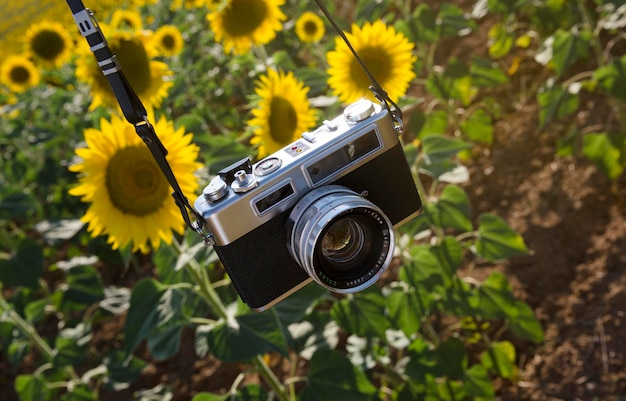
[287,185,394,293]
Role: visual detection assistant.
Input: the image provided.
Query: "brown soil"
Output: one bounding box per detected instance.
[464,94,626,400]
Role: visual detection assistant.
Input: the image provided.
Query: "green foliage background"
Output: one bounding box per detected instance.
[1,0,625,399]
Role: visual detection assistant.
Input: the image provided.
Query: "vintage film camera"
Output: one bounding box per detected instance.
[194,100,422,311]
[65,0,422,311]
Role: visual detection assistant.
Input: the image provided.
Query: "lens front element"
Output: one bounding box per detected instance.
[321,217,365,263]
[287,185,395,293]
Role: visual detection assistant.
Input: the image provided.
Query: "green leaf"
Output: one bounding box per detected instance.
[195,310,289,362]
[438,3,476,38]
[102,351,147,391]
[436,337,468,380]
[406,337,468,381]
[405,337,444,380]
[433,185,473,232]
[488,23,514,59]
[411,4,439,43]
[147,324,185,361]
[288,312,339,360]
[386,283,432,336]
[537,80,580,127]
[8,340,30,373]
[175,113,206,134]
[487,0,529,14]
[475,214,528,262]
[426,61,477,105]
[460,108,494,145]
[475,272,518,320]
[273,283,327,325]
[330,289,391,339]
[298,349,377,401]
[440,278,479,317]
[583,132,624,181]
[509,301,545,343]
[57,265,105,314]
[481,341,516,379]
[15,374,47,401]
[0,191,36,220]
[470,57,509,87]
[548,29,591,76]
[421,134,473,165]
[594,54,626,102]
[406,246,451,291]
[556,125,580,157]
[123,278,186,356]
[54,323,91,368]
[417,110,448,138]
[0,238,43,289]
[59,384,97,401]
[463,364,495,398]
[432,236,464,279]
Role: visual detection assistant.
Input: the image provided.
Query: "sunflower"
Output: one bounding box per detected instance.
[69,112,201,253]
[0,55,41,93]
[110,9,144,31]
[75,25,172,110]
[295,12,325,43]
[326,20,416,104]
[153,25,184,57]
[248,69,317,157]
[206,0,286,55]
[25,20,74,68]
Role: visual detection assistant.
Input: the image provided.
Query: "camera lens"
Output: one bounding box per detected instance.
[287,185,394,293]
[321,217,364,262]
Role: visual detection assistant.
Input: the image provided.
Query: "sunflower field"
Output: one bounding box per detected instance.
[1,0,625,400]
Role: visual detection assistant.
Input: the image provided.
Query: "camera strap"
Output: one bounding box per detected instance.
[65,0,404,245]
[65,0,212,244]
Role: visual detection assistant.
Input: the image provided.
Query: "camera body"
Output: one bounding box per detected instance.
[194,100,422,311]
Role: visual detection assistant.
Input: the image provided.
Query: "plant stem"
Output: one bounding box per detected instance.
[253,355,290,401]
[575,0,605,65]
[0,297,54,359]
[174,240,290,401]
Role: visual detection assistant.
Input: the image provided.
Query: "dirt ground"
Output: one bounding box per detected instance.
[464,96,626,400]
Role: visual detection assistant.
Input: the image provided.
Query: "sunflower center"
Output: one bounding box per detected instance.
[350,46,392,89]
[10,66,31,84]
[303,21,318,36]
[161,34,176,50]
[31,30,65,62]
[105,145,170,216]
[223,0,269,37]
[269,97,297,144]
[96,37,152,96]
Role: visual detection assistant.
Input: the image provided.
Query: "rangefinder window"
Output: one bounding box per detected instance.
[254,182,295,215]
[306,129,380,185]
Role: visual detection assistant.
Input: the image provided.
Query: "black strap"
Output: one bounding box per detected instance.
[312,0,404,133]
[65,0,211,243]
